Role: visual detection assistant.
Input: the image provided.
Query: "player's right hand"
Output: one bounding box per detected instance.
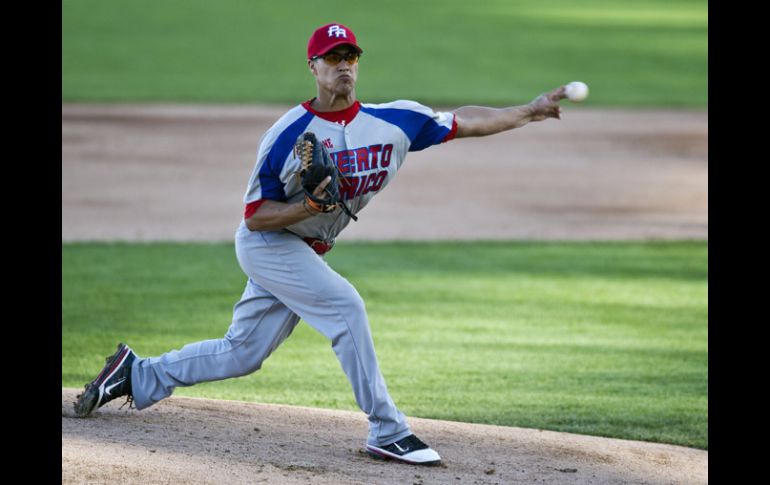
[529,86,565,121]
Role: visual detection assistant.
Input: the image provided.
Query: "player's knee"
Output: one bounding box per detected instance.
[236,359,264,376]
[221,336,266,375]
[342,294,369,327]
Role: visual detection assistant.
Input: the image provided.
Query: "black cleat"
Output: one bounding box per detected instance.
[73,343,136,417]
[366,434,442,465]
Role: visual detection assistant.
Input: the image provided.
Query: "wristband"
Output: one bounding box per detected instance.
[304,197,323,215]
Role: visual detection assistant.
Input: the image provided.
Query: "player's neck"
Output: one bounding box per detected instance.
[312,91,357,112]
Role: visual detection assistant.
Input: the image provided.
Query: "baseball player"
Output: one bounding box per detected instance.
[75,23,568,466]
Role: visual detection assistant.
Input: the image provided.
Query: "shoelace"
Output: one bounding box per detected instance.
[118,395,135,410]
[398,435,427,450]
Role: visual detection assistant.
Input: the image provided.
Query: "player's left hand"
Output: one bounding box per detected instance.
[528,86,567,121]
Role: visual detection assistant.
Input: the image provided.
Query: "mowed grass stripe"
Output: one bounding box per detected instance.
[62,0,707,106]
[62,241,707,448]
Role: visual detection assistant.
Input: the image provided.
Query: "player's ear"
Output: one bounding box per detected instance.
[308,59,318,76]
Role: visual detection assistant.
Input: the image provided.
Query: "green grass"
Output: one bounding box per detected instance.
[62,0,708,107]
[62,241,708,449]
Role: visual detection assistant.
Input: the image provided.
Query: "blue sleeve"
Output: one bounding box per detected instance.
[360,102,456,152]
[258,111,315,201]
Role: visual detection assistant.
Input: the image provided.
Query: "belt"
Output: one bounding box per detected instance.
[303,237,334,255]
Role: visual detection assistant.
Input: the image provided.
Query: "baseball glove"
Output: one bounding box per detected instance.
[294,132,357,221]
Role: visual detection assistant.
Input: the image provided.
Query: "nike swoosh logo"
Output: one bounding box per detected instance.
[105,378,126,396]
[393,442,407,453]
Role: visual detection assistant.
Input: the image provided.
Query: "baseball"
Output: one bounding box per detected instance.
[565,81,589,102]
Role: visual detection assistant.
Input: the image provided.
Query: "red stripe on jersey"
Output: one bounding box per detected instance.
[244,199,267,218]
[443,114,458,142]
[302,99,361,125]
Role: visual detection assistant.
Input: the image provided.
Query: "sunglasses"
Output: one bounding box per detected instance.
[312,51,361,65]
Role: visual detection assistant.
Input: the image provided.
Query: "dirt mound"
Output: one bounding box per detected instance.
[62,388,706,485]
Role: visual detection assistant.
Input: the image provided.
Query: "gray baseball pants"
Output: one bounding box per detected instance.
[130,222,411,446]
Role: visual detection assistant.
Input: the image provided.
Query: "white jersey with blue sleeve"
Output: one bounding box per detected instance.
[243,99,457,242]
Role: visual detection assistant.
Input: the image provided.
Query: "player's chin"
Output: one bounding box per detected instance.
[334,81,355,95]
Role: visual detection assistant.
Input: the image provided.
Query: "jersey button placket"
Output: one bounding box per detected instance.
[342,126,356,210]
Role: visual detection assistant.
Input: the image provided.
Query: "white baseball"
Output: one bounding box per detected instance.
[565,81,589,102]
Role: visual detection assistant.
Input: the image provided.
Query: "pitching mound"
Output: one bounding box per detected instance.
[62,388,706,485]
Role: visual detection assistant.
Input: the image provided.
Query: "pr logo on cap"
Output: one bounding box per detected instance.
[327,25,347,38]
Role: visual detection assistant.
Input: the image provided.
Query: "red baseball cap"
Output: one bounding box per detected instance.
[307,23,363,59]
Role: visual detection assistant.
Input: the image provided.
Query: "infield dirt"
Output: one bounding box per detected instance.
[62,104,707,242]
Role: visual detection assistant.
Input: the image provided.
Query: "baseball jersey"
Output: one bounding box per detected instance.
[243,99,458,242]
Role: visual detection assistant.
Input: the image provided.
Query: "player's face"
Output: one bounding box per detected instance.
[309,46,360,96]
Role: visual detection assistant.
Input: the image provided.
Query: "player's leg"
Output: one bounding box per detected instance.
[129,279,300,410]
[237,229,413,448]
[74,276,300,417]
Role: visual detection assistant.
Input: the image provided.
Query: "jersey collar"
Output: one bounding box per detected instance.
[302,99,361,127]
